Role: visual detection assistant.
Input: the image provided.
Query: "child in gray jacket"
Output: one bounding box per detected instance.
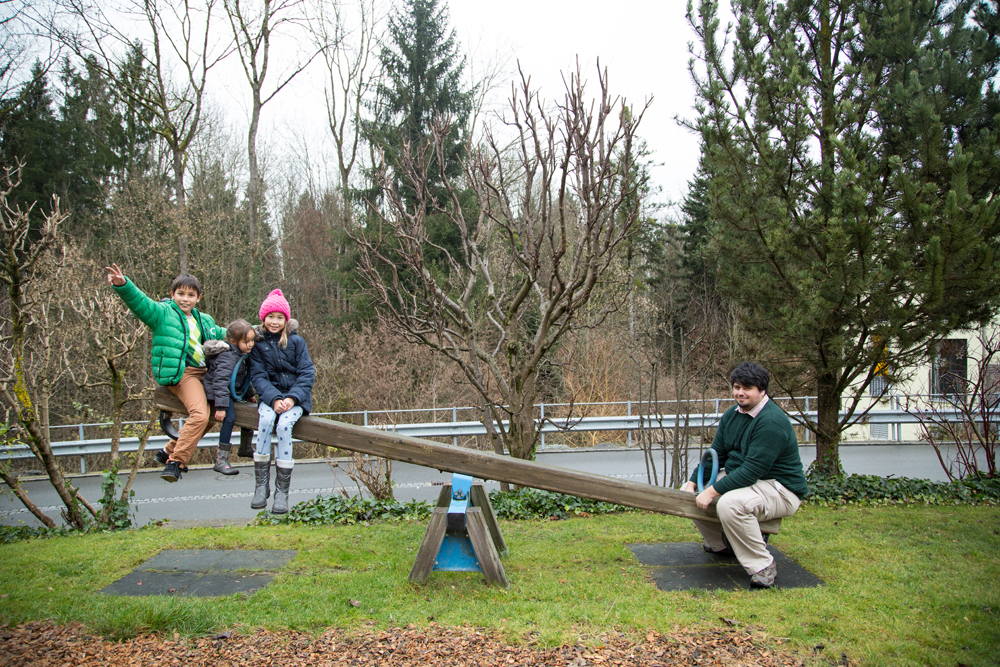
[203,320,257,474]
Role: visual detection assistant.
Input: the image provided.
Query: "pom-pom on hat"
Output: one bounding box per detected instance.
[259,289,291,322]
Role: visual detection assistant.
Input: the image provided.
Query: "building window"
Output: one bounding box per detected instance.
[870,333,892,397]
[931,339,968,397]
[870,375,890,397]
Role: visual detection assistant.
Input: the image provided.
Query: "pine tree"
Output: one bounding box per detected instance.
[679,161,712,291]
[365,0,472,204]
[0,62,63,225]
[688,0,1000,474]
[58,56,127,242]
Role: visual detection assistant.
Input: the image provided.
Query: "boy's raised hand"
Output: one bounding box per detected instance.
[105,263,126,287]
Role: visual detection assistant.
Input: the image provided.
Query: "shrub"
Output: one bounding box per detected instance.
[253,495,432,526]
[488,488,633,520]
[805,470,1000,506]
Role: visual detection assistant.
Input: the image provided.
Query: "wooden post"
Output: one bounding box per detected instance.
[470,483,507,556]
[409,508,448,583]
[435,485,452,508]
[466,507,508,588]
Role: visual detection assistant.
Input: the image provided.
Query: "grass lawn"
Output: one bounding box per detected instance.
[0,504,997,666]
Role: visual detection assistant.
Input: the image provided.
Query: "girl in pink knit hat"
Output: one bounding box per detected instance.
[247,289,315,514]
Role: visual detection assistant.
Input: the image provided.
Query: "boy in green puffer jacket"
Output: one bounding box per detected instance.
[105,263,226,482]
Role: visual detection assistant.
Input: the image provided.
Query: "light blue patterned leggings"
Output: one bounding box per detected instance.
[255,403,303,461]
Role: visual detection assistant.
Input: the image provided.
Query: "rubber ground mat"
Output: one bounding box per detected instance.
[627,542,824,591]
[99,549,297,597]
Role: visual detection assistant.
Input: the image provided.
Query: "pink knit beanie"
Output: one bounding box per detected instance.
[259,289,291,322]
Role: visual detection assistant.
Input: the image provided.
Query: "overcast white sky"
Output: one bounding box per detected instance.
[211,0,704,211]
[449,0,702,206]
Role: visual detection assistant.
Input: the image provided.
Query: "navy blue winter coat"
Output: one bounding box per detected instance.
[249,328,315,414]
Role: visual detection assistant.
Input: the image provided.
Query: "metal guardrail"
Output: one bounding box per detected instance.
[1,402,967,474]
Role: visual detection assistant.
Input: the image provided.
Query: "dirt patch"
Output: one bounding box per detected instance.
[0,621,812,666]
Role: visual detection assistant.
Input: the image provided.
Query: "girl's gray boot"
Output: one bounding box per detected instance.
[213,445,239,475]
[271,462,294,515]
[250,454,271,509]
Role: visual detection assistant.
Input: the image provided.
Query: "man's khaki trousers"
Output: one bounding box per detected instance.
[692,479,800,575]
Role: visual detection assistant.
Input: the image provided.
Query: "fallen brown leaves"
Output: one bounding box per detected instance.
[0,621,808,666]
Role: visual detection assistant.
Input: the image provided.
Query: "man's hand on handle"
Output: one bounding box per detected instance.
[682,480,721,510]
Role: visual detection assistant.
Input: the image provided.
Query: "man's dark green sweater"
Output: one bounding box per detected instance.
[690,398,809,499]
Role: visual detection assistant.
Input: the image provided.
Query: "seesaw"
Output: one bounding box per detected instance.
[154,387,720,587]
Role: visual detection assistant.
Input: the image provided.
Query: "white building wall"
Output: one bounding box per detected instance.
[845,320,1000,442]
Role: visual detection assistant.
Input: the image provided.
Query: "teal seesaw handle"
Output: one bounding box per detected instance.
[697,449,719,492]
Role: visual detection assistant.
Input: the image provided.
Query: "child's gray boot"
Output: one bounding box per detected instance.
[213,444,239,475]
[250,453,271,509]
[271,461,294,515]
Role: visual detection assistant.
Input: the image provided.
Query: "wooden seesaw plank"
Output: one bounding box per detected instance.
[154,386,719,522]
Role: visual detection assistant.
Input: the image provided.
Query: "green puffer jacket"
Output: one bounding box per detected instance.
[113,278,226,386]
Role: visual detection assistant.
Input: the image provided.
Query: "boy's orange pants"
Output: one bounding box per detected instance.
[163,367,209,465]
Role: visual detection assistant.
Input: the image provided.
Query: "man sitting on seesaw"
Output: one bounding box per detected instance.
[681,361,808,589]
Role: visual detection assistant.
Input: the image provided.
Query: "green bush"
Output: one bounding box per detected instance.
[488,488,633,520]
[98,463,136,531]
[253,494,432,526]
[0,525,74,544]
[805,470,1000,505]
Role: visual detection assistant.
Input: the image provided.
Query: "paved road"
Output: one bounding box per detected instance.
[0,443,964,528]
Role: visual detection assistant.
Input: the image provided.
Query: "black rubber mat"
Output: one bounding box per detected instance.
[100,549,296,597]
[628,542,824,591]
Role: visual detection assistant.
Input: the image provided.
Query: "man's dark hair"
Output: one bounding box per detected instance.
[170,274,202,296]
[730,361,769,393]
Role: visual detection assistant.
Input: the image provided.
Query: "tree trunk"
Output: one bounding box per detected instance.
[8,276,91,529]
[248,91,262,257]
[173,150,188,273]
[110,373,124,465]
[121,414,158,505]
[814,367,842,475]
[0,469,57,528]
[99,372,126,525]
[507,370,538,460]
[809,1,843,478]
[477,404,510,492]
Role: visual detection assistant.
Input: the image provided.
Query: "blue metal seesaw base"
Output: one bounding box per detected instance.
[409,473,509,587]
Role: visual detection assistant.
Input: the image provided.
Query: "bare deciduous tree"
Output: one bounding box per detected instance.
[0,162,97,529]
[353,63,649,461]
[332,451,393,500]
[56,0,231,272]
[224,0,319,258]
[904,325,1000,481]
[66,262,157,522]
[312,0,382,215]
[1,0,63,125]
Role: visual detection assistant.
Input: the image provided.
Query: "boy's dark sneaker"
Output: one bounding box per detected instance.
[154,449,169,465]
[160,460,183,483]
